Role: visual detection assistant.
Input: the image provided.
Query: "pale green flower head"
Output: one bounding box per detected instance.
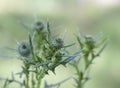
[32,20,47,32]
[17,41,31,57]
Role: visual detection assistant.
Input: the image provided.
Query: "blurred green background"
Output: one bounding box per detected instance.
[0,0,120,88]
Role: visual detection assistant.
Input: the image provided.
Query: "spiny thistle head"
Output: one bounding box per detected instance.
[17,41,31,57]
[32,20,46,32]
[84,36,95,50]
[77,32,107,55]
[51,38,64,50]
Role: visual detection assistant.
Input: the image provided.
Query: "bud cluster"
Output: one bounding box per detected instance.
[0,19,107,88]
[15,20,79,88]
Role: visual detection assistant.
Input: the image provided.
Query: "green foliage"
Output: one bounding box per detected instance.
[71,32,108,88]
[0,19,107,88]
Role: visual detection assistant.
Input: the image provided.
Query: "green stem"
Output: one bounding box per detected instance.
[25,73,29,88]
[23,60,30,88]
[36,68,45,88]
[36,77,42,88]
[84,53,89,70]
[31,73,35,88]
[76,52,94,88]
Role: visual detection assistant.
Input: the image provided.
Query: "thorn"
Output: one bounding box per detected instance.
[18,21,31,30]
[79,32,85,42]
[15,40,20,45]
[62,30,67,41]
[94,32,103,41]
[11,72,14,80]
[52,68,56,75]
[34,14,38,22]
[95,39,109,57]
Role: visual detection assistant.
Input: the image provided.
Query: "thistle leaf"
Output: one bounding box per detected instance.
[64,43,75,48]
[59,51,80,66]
[0,52,17,59]
[47,22,51,35]
[76,35,83,48]
[95,40,108,57]
[44,77,71,88]
[93,32,103,41]
[29,34,35,60]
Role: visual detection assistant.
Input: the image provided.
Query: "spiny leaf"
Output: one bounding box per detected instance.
[16,71,24,78]
[44,77,71,88]
[19,21,32,30]
[47,22,51,35]
[0,52,17,59]
[76,35,83,48]
[93,32,103,41]
[29,34,35,60]
[95,40,108,57]
[70,58,81,66]
[62,30,67,41]
[0,77,23,87]
[48,51,80,73]
[96,37,107,48]
[60,51,80,66]
[11,72,14,80]
[79,32,85,42]
[64,43,75,48]
[0,46,16,51]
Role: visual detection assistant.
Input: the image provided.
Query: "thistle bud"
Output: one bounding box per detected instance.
[85,36,95,50]
[32,20,46,32]
[17,41,31,57]
[52,38,64,49]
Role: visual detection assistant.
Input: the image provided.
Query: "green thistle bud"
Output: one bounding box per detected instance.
[85,36,95,50]
[17,41,31,57]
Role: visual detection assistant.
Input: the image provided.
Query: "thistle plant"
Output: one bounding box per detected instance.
[70,33,108,88]
[0,19,107,88]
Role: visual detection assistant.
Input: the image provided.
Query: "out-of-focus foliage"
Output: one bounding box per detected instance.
[0,0,120,88]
